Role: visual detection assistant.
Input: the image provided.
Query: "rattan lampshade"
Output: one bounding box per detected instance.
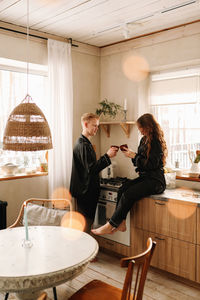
[3,94,53,151]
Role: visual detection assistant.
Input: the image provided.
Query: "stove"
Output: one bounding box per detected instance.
[99,177,128,202]
[100,177,128,189]
[94,176,130,246]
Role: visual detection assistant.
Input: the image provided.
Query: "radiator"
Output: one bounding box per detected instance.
[0,200,7,229]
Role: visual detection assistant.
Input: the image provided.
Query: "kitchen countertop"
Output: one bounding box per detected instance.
[151,187,200,205]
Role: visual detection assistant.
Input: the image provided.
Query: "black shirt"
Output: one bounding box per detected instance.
[132,136,166,188]
[70,134,111,198]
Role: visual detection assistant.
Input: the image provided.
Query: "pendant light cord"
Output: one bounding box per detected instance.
[26,0,29,98]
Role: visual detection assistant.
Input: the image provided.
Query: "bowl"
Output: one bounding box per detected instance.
[1,163,18,175]
[188,172,200,178]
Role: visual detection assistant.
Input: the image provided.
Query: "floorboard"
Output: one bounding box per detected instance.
[1,251,200,300]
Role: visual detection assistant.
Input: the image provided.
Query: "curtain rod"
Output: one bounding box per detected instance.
[0,22,78,47]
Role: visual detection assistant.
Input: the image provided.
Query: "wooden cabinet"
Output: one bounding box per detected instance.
[131,197,197,282]
[133,198,196,243]
[131,227,196,281]
[97,195,199,282]
[197,245,200,283]
[197,207,200,245]
[94,235,130,256]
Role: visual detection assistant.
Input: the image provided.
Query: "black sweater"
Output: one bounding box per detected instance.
[132,136,166,188]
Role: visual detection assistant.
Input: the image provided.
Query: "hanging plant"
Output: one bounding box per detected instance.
[95,98,123,119]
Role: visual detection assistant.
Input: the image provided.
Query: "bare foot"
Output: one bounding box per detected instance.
[91,222,116,235]
[117,220,127,232]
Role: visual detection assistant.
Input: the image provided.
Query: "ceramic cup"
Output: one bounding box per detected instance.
[120,144,128,151]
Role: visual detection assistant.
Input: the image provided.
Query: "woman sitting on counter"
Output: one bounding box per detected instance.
[92,113,167,235]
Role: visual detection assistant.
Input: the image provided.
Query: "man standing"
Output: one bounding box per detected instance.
[70,113,117,233]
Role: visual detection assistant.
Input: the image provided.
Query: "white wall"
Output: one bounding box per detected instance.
[71,42,101,157]
[100,22,200,182]
[0,176,48,226]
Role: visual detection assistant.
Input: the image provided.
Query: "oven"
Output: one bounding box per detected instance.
[94,178,130,246]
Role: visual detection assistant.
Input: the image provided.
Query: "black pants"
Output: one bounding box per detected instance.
[109,176,165,228]
[76,187,100,233]
[76,202,94,234]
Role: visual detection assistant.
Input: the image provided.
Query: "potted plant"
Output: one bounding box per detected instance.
[95,98,123,120]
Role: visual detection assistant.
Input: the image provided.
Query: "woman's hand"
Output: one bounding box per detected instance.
[122,147,136,159]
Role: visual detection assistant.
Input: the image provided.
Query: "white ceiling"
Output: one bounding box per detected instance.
[0,0,200,47]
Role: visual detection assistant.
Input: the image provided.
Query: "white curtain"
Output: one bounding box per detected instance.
[48,39,73,199]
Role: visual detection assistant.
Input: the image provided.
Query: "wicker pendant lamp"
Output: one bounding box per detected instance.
[3,0,52,152]
[3,94,52,151]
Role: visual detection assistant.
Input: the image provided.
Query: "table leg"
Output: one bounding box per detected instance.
[15,290,42,300]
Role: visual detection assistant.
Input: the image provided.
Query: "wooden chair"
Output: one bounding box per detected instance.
[6,198,72,300]
[37,292,48,300]
[68,238,156,300]
[9,198,72,228]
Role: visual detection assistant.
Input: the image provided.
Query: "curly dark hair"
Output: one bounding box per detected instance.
[137,113,167,165]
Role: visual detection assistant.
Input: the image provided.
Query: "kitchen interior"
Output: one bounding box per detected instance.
[1,0,200,299]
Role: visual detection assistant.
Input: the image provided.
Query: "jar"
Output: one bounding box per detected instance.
[189,162,200,178]
[164,172,176,189]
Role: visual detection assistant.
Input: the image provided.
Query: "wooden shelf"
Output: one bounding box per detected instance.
[176,175,200,182]
[99,121,135,138]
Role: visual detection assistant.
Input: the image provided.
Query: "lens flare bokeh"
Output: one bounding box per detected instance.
[122,54,149,82]
[51,187,72,201]
[167,188,196,219]
[61,211,86,238]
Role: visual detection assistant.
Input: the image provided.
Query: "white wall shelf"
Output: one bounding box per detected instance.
[99,121,135,138]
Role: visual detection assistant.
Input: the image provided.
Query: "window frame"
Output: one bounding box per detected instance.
[0,58,49,181]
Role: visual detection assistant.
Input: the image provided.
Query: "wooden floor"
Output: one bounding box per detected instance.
[1,251,200,300]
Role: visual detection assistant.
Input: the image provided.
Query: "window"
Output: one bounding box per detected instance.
[150,68,200,169]
[0,58,49,176]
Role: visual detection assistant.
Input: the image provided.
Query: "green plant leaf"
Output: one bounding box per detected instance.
[95,98,123,118]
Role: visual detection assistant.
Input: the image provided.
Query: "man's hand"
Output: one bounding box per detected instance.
[122,147,136,159]
[107,147,118,158]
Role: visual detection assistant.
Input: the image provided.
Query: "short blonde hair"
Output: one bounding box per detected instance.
[81,113,99,125]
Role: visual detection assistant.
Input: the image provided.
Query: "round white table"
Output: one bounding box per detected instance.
[0,226,98,300]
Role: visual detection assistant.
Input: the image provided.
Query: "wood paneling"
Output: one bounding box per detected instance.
[133,198,197,243]
[131,228,196,281]
[197,245,200,283]
[197,208,200,245]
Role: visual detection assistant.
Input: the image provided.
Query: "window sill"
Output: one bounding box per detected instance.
[176,175,200,182]
[0,172,48,181]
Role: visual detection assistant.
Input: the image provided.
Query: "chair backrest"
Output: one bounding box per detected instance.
[120,238,156,300]
[9,198,72,228]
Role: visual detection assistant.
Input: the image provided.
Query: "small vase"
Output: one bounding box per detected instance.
[189,162,200,177]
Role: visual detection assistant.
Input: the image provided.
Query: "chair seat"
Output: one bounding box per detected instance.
[68,279,123,300]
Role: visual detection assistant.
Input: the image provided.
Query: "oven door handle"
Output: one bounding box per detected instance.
[98,199,107,205]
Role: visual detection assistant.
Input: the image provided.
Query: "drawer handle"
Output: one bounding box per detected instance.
[106,241,114,246]
[155,236,165,241]
[155,201,166,206]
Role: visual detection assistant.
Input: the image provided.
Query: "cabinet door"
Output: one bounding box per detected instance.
[165,199,196,243]
[197,245,200,282]
[94,236,130,257]
[197,208,200,245]
[131,228,196,281]
[132,198,156,233]
[133,198,196,243]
